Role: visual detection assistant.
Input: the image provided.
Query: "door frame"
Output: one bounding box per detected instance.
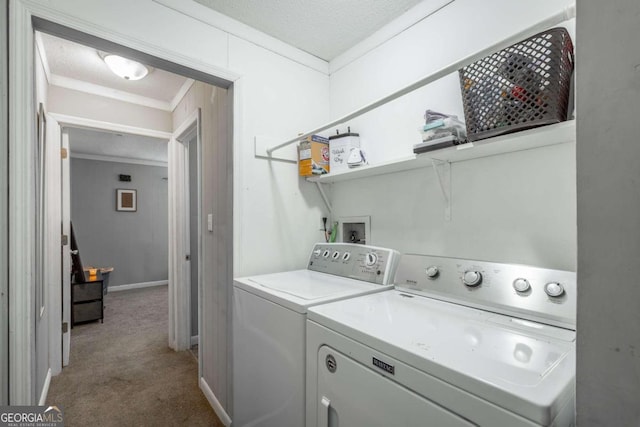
[50,114,173,372]
[170,109,201,354]
[9,0,241,404]
[59,128,70,368]
[0,0,8,407]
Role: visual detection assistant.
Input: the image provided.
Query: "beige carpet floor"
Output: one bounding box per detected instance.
[47,286,223,427]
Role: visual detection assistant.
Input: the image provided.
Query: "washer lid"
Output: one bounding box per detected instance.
[234,270,391,313]
[308,290,575,425]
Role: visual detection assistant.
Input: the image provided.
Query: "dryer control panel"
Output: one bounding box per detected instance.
[394,254,577,330]
[308,243,400,286]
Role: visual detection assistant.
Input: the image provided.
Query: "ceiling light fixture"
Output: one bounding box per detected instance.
[103,54,149,80]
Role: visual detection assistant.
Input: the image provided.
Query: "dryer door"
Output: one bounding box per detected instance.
[315,346,474,427]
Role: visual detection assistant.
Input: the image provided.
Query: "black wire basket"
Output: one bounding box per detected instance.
[459,28,574,142]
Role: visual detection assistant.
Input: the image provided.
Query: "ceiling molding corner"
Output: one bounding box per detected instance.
[152,0,329,75]
[34,32,52,84]
[329,0,454,74]
[170,78,195,111]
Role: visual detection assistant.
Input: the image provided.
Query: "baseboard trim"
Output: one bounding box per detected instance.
[109,280,168,292]
[190,335,199,347]
[38,368,52,405]
[199,378,232,426]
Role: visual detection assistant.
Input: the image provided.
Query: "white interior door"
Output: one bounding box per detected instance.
[168,109,200,352]
[168,135,190,351]
[44,114,63,376]
[61,129,71,366]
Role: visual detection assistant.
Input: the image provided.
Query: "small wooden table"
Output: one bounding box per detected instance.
[72,272,104,326]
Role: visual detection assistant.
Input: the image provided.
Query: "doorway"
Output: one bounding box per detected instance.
[8,10,235,422]
[170,109,202,354]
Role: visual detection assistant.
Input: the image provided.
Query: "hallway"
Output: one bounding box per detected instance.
[47,286,222,426]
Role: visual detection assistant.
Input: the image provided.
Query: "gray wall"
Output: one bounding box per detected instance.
[71,158,168,288]
[576,0,640,424]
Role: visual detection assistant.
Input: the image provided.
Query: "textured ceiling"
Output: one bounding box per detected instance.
[40,33,189,102]
[193,0,425,60]
[69,128,168,163]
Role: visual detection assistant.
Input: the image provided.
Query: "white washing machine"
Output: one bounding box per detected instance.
[306,253,576,427]
[233,243,400,427]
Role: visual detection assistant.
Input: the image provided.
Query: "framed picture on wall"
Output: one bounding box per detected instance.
[116,189,137,212]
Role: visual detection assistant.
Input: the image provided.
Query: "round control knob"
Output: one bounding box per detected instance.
[425,266,439,279]
[332,251,340,260]
[365,252,378,267]
[342,252,351,261]
[313,249,322,257]
[544,282,565,297]
[322,250,330,258]
[513,278,531,293]
[462,271,482,287]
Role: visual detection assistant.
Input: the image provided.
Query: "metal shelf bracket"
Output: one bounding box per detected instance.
[315,181,333,213]
[431,159,451,221]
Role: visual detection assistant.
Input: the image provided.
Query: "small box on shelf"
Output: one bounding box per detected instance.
[298,135,330,177]
[329,129,360,173]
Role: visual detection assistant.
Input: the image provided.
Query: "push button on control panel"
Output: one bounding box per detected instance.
[425,266,439,279]
[313,249,322,257]
[544,282,565,297]
[513,278,531,293]
[462,271,482,287]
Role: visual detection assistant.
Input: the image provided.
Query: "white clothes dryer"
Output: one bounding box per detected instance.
[233,243,400,427]
[306,253,576,427]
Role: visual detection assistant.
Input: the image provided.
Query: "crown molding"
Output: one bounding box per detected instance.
[70,152,168,167]
[49,112,172,139]
[49,73,173,111]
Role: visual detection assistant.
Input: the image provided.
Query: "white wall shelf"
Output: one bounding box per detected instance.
[262,6,575,156]
[307,120,575,185]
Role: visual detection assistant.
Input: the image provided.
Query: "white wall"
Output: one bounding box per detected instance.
[228,35,330,275]
[576,0,640,423]
[327,0,577,270]
[48,86,172,133]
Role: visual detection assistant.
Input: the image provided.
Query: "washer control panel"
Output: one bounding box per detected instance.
[395,254,576,329]
[308,243,400,285]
